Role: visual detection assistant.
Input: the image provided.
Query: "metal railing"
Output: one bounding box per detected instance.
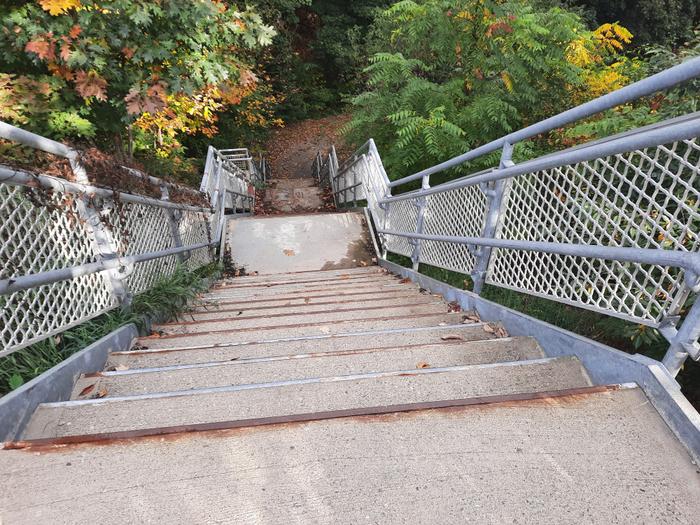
[0,123,222,357]
[331,57,700,376]
[200,146,263,242]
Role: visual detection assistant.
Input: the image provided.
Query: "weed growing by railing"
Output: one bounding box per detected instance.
[0,262,221,396]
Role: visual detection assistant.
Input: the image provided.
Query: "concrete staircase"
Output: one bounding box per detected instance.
[263,176,326,213]
[2,213,700,522]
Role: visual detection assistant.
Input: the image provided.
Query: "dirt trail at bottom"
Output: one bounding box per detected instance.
[265,114,352,179]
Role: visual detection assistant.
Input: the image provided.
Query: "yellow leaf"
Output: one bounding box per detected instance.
[38,0,82,16]
[501,71,513,92]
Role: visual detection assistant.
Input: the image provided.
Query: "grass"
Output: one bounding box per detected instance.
[0,262,221,396]
[387,253,700,410]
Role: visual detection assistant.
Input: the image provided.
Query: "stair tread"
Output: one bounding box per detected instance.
[142,313,468,348]
[186,294,439,320]
[24,356,590,439]
[217,265,385,284]
[116,324,503,368]
[74,337,545,398]
[5,387,699,523]
[155,303,450,334]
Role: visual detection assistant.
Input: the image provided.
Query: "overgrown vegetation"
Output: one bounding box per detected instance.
[0,262,220,395]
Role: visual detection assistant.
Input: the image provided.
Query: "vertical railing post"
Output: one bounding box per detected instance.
[410,174,430,271]
[662,273,700,376]
[472,142,514,295]
[67,152,132,306]
[160,183,187,263]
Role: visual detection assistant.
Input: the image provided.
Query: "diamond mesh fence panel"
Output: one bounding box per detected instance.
[487,138,700,325]
[0,185,117,354]
[1,179,214,356]
[420,186,488,274]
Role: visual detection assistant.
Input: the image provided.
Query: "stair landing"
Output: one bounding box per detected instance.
[226,212,375,274]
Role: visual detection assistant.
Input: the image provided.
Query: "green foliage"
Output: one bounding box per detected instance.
[570,0,699,47]
[0,262,220,395]
[346,0,590,179]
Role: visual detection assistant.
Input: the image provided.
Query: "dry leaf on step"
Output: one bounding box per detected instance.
[399,277,411,284]
[78,384,95,397]
[96,388,108,399]
[441,334,464,341]
[416,361,430,369]
[283,249,295,256]
[463,312,481,322]
[447,301,461,313]
[359,260,368,266]
[482,324,497,334]
[114,365,129,372]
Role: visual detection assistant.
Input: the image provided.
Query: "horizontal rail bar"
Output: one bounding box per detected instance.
[0,166,211,214]
[377,230,700,286]
[0,121,74,159]
[380,114,700,204]
[388,56,700,188]
[0,242,216,296]
[334,182,363,196]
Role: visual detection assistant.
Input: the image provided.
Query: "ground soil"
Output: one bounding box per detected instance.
[264,114,353,179]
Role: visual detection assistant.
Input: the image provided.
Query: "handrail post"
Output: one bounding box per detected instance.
[68,153,132,306]
[472,142,514,294]
[160,183,187,263]
[662,285,700,376]
[410,174,431,271]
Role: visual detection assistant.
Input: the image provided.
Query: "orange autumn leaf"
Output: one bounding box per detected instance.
[25,37,54,61]
[68,24,82,39]
[74,70,108,101]
[38,0,82,16]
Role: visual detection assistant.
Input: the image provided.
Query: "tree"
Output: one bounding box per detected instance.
[345,0,638,180]
[0,1,275,148]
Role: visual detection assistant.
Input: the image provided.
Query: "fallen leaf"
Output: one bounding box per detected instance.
[441,334,464,341]
[283,249,295,256]
[114,364,129,371]
[399,277,411,284]
[359,260,368,266]
[96,388,108,398]
[78,384,95,397]
[416,361,430,369]
[463,312,481,322]
[447,301,462,313]
[482,324,497,334]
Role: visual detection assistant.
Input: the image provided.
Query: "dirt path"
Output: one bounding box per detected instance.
[265,114,352,179]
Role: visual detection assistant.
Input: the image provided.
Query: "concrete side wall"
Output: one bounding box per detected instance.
[379,259,700,464]
[0,324,138,442]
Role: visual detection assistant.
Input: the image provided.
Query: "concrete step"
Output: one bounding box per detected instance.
[112,324,504,369]
[202,286,426,308]
[75,338,545,398]
[156,303,450,334]
[226,213,374,274]
[202,279,418,300]
[217,266,385,285]
[208,273,395,291]
[145,312,467,348]
[264,187,325,213]
[190,289,442,316]
[7,387,699,523]
[185,294,440,321]
[23,356,591,439]
[268,178,317,189]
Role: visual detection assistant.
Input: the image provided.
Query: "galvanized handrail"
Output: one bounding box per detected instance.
[330,60,700,377]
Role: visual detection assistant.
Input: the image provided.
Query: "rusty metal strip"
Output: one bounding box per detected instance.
[157,301,440,327]
[145,311,463,340]
[3,385,628,450]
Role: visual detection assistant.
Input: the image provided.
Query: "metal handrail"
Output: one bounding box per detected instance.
[380,114,700,204]
[388,56,700,188]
